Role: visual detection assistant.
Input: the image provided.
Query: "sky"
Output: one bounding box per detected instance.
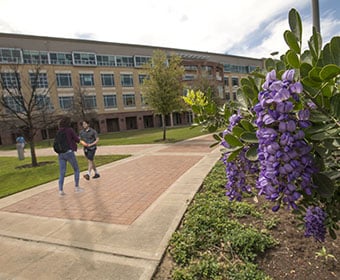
[0,0,339,59]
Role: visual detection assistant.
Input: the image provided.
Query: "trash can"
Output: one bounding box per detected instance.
[16,143,25,160]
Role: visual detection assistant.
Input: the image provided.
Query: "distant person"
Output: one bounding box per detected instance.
[55,117,83,196]
[80,120,100,180]
[16,135,25,160]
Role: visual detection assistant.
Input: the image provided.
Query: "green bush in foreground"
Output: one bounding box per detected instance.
[168,162,277,279]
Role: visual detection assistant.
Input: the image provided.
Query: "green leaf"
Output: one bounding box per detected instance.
[305,123,336,135]
[302,77,322,88]
[319,64,340,81]
[245,145,258,161]
[300,62,312,78]
[240,119,255,131]
[321,42,334,65]
[313,173,335,198]
[240,131,258,143]
[330,36,340,66]
[330,94,340,118]
[308,27,322,64]
[284,31,301,53]
[286,50,300,68]
[232,126,244,137]
[308,67,322,82]
[310,129,339,140]
[288,8,302,42]
[224,134,243,147]
[226,147,243,162]
[265,58,276,71]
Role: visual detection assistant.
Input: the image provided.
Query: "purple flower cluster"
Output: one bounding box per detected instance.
[222,112,258,201]
[304,206,327,242]
[254,69,317,210]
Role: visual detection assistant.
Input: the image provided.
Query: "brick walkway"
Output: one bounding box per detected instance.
[1,135,215,225]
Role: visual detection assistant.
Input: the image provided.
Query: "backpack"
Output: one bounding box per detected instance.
[53,130,70,154]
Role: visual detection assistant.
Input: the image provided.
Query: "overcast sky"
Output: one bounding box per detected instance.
[0,0,339,58]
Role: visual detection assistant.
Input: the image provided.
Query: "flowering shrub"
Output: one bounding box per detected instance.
[183,9,340,242]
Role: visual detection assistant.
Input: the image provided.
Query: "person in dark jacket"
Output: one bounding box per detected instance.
[57,117,83,196]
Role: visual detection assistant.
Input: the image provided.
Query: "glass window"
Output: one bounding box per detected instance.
[97,55,116,66]
[80,73,94,86]
[23,50,49,64]
[120,74,133,87]
[49,52,73,65]
[0,48,22,63]
[0,72,21,89]
[29,73,48,88]
[56,73,72,87]
[224,77,229,86]
[123,94,135,107]
[73,52,96,65]
[116,56,134,67]
[233,91,237,100]
[83,95,97,109]
[232,77,239,87]
[134,56,151,67]
[103,94,117,108]
[34,95,54,110]
[59,96,74,110]
[4,96,24,112]
[138,74,147,84]
[101,74,115,87]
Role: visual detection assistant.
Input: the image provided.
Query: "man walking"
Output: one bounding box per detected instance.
[80,120,100,180]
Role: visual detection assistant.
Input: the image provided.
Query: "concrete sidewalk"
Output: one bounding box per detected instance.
[0,135,221,280]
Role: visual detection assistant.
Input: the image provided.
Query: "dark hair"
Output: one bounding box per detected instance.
[59,117,71,128]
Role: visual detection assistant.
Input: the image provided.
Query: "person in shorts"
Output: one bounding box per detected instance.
[80,120,100,180]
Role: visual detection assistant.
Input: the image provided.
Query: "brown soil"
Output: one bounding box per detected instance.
[153,198,340,280]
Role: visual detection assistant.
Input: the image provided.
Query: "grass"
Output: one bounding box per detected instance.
[0,125,208,198]
[0,155,129,198]
[0,126,207,150]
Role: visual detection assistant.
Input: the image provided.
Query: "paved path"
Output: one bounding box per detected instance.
[0,134,221,280]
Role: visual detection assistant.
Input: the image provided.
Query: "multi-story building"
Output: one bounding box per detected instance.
[0,33,264,145]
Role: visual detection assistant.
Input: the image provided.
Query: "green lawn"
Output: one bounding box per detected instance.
[0,126,208,198]
[0,155,129,198]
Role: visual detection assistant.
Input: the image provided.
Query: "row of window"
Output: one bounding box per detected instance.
[3,92,142,113]
[0,72,148,89]
[0,47,257,73]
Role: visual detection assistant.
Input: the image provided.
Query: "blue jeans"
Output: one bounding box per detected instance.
[58,150,80,191]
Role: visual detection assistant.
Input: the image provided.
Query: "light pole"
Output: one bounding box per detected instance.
[311,0,321,33]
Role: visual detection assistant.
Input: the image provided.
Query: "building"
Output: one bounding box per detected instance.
[0,33,264,145]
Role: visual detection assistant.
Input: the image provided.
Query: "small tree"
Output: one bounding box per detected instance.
[0,64,57,166]
[142,50,185,140]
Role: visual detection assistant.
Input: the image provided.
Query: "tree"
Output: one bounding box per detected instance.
[142,50,185,140]
[0,64,57,167]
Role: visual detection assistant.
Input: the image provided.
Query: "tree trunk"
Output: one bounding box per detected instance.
[162,114,167,141]
[29,141,38,167]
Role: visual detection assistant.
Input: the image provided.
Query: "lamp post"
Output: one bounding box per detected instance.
[311,0,321,33]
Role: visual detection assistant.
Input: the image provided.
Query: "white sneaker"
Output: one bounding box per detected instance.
[75,187,84,193]
[59,191,66,196]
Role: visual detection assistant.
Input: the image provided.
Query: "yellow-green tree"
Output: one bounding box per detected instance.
[142,50,185,140]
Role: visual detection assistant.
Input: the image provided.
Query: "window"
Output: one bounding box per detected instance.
[233,91,237,100]
[0,72,21,89]
[29,73,48,88]
[0,48,22,63]
[4,96,24,112]
[97,55,116,66]
[120,74,133,87]
[59,96,74,110]
[232,77,239,87]
[224,77,229,86]
[138,74,147,84]
[83,95,97,109]
[49,52,73,65]
[183,74,196,80]
[116,56,134,67]
[140,94,146,106]
[123,94,135,107]
[80,73,94,86]
[73,52,96,65]
[23,50,49,64]
[184,65,198,71]
[202,65,213,76]
[101,74,115,87]
[56,73,72,88]
[34,95,54,110]
[134,56,151,67]
[103,94,117,108]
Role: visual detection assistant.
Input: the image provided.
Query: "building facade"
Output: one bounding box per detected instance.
[0,33,264,145]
